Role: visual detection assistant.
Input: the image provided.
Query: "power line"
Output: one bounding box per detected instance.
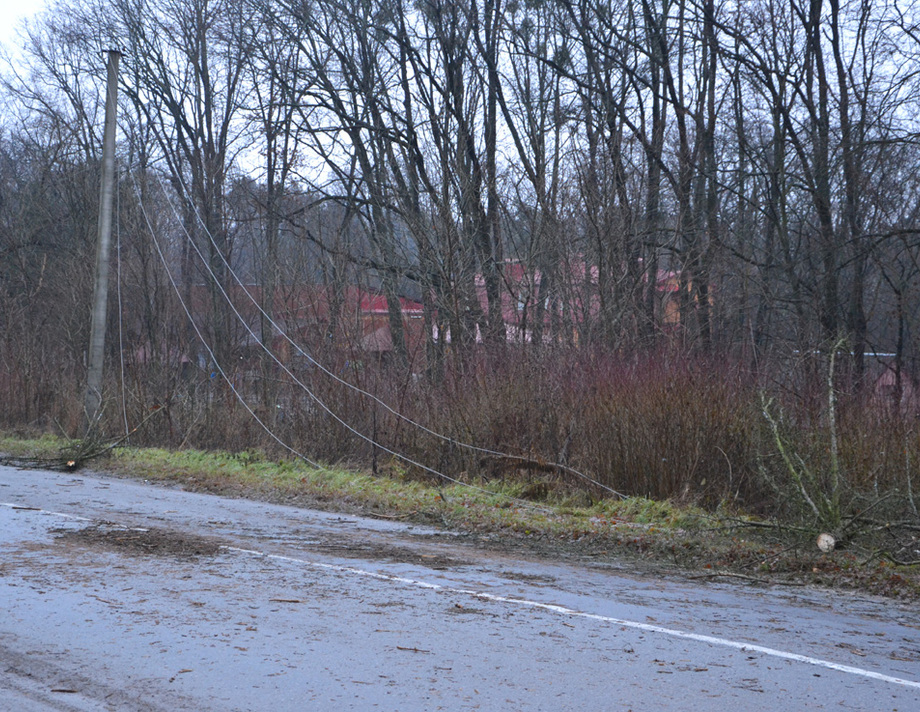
[139,170,559,511]
[130,172,328,472]
[155,168,625,500]
[116,163,130,438]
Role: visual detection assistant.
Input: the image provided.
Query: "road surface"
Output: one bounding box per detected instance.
[1,465,918,710]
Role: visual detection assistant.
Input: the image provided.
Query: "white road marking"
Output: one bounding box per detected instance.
[0,502,93,522]
[5,503,919,691]
[224,545,920,691]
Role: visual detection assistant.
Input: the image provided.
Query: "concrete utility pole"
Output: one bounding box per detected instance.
[83,49,121,433]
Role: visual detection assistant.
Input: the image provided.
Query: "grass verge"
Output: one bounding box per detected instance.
[2,433,918,600]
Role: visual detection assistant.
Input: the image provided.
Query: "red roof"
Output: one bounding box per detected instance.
[359,293,424,315]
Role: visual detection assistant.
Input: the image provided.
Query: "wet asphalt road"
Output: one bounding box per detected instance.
[1,464,918,711]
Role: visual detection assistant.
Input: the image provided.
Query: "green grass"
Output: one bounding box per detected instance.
[1,432,696,537]
[0,432,71,456]
[2,432,918,599]
[133,447,716,547]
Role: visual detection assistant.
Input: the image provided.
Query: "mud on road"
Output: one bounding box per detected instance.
[2,466,920,711]
[53,525,224,558]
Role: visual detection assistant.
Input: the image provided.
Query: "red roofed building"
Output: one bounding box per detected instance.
[158,256,686,374]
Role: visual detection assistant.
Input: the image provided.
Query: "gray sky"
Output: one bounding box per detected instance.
[0,0,46,49]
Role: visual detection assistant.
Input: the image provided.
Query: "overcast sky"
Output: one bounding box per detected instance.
[0,0,46,50]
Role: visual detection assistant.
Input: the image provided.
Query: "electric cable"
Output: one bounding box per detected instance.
[157,167,626,499]
[131,172,328,472]
[116,163,130,438]
[142,169,560,512]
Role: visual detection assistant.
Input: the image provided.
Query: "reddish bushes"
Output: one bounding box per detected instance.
[6,343,918,522]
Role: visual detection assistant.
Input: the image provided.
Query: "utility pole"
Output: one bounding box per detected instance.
[83,49,121,433]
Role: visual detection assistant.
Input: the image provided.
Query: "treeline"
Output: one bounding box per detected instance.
[2,0,920,514]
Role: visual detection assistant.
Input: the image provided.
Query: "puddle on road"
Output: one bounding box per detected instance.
[53,525,223,558]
